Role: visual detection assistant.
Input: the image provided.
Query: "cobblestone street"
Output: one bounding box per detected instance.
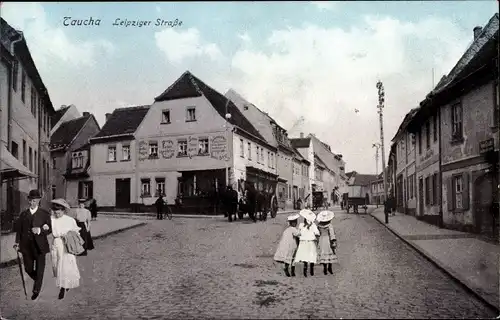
[0,212,496,319]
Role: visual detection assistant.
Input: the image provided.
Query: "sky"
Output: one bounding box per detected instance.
[2,1,498,174]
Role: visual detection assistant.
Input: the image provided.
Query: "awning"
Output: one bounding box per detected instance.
[1,144,37,181]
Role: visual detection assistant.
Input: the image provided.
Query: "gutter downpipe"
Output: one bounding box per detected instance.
[7,32,23,162]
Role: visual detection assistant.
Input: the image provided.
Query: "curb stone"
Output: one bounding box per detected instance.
[370,213,499,314]
[0,222,147,269]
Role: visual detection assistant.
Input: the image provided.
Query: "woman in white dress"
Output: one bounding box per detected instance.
[50,198,81,299]
[293,209,320,277]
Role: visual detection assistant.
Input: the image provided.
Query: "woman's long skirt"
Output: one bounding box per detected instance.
[75,221,94,256]
[51,238,80,289]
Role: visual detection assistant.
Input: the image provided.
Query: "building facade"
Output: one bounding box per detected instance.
[406,14,499,237]
[0,18,55,231]
[50,112,100,207]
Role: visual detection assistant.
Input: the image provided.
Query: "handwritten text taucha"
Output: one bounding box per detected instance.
[62,17,183,28]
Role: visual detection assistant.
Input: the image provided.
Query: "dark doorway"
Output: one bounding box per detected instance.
[473,172,498,241]
[115,178,131,209]
[418,177,424,217]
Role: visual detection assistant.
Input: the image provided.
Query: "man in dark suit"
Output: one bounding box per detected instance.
[13,189,52,300]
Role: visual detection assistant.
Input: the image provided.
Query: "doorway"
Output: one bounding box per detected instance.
[418,177,424,217]
[473,172,498,241]
[115,178,131,209]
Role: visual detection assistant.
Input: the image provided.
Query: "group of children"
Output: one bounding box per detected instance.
[273,209,338,277]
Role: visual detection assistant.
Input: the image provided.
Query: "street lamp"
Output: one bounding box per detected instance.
[376,80,389,224]
[224,108,231,187]
[372,142,381,207]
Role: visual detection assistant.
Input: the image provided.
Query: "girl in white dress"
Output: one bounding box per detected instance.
[293,209,320,277]
[50,198,81,300]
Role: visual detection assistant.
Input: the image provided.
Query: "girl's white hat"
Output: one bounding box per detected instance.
[299,209,316,222]
[287,213,300,221]
[51,198,71,210]
[317,210,335,222]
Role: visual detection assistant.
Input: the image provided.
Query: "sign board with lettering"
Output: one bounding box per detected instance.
[187,136,199,158]
[211,135,228,160]
[160,140,175,159]
[479,138,494,154]
[138,141,149,161]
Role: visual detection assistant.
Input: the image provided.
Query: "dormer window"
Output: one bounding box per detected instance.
[72,152,84,168]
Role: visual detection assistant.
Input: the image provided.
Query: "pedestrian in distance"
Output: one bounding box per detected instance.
[273,213,301,277]
[72,199,95,256]
[316,210,338,275]
[88,198,98,221]
[13,189,52,300]
[50,199,83,300]
[155,194,164,220]
[294,209,320,277]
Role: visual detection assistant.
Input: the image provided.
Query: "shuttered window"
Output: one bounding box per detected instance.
[446,173,469,211]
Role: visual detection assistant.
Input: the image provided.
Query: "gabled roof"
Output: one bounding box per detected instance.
[290,138,311,149]
[155,71,265,142]
[73,142,91,152]
[432,13,498,94]
[52,106,70,126]
[391,107,419,142]
[50,115,91,150]
[92,105,150,140]
[346,171,356,179]
[1,18,55,114]
[351,174,378,186]
[314,154,327,170]
[292,147,310,165]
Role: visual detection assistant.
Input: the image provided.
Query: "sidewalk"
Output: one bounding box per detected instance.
[371,208,499,312]
[0,217,147,268]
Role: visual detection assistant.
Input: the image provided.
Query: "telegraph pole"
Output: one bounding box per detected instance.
[376,80,389,224]
[372,142,381,207]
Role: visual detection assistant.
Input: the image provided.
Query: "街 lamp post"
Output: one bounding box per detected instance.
[372,142,381,207]
[224,98,231,187]
[376,80,389,224]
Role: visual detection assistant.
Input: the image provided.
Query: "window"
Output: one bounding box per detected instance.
[410,174,414,198]
[28,147,33,171]
[141,179,151,197]
[418,129,422,154]
[178,140,187,156]
[451,102,463,139]
[72,152,83,168]
[425,176,430,206]
[433,114,438,142]
[22,140,27,166]
[186,107,196,121]
[199,138,209,155]
[162,109,171,124]
[268,151,271,168]
[256,147,260,163]
[426,121,430,149]
[260,147,264,163]
[12,60,18,91]
[122,145,130,161]
[52,157,56,169]
[51,185,56,200]
[107,146,116,162]
[149,142,158,158]
[41,107,45,132]
[239,139,244,157]
[21,72,26,103]
[403,178,406,202]
[453,175,463,209]
[247,142,251,160]
[31,86,37,116]
[432,173,438,206]
[11,141,18,159]
[155,178,165,196]
[83,183,89,198]
[34,151,37,174]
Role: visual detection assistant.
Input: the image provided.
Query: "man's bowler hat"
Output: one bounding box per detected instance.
[28,189,42,199]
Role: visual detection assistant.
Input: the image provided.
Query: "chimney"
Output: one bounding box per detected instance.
[105,113,112,122]
[300,132,304,138]
[83,112,89,117]
[473,26,482,40]
[61,104,67,109]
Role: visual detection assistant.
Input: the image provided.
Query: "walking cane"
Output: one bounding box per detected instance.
[16,250,28,300]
